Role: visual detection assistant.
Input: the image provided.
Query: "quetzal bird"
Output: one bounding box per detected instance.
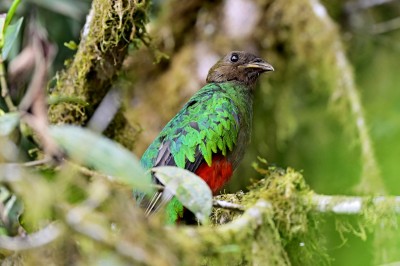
[139,51,274,223]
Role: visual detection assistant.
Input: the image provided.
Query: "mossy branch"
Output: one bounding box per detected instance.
[215,195,400,215]
[311,194,400,214]
[180,200,290,265]
[306,0,384,194]
[48,0,151,149]
[1,165,399,265]
[0,56,17,112]
[0,223,61,251]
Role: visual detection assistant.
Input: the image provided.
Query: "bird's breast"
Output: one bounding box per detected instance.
[195,154,233,193]
[227,95,253,169]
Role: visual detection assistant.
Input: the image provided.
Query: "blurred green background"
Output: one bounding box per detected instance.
[2,0,400,265]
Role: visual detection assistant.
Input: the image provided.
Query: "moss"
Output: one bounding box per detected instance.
[256,0,384,194]
[240,160,330,265]
[211,191,245,224]
[334,195,400,264]
[207,158,333,265]
[193,200,289,265]
[103,110,141,150]
[48,0,151,149]
[215,160,398,265]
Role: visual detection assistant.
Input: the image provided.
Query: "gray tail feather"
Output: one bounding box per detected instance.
[133,188,174,216]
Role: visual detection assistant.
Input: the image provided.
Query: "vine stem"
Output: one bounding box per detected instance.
[0,55,17,111]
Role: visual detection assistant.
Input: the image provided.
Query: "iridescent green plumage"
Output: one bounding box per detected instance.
[140,82,250,223]
[141,82,249,169]
[138,51,274,223]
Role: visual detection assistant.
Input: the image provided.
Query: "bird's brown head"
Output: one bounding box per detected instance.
[206,51,274,88]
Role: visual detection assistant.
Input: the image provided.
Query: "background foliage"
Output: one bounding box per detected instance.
[1,0,400,265]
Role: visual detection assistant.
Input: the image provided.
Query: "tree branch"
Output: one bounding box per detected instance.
[0,56,17,111]
[0,222,62,251]
[213,199,245,212]
[48,0,151,149]
[311,194,400,214]
[304,0,385,194]
[214,194,400,215]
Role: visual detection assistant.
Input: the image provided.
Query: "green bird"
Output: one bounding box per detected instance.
[139,51,274,223]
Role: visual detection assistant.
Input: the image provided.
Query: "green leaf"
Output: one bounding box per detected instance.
[28,0,90,20]
[49,125,153,193]
[152,166,212,224]
[0,14,6,48]
[64,40,78,50]
[2,17,23,60]
[0,112,20,136]
[4,0,21,30]
[0,185,23,236]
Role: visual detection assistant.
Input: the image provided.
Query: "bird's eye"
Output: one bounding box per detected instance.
[230,53,239,62]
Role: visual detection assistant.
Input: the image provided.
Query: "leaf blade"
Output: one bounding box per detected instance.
[152,166,212,224]
[2,17,23,60]
[4,0,21,30]
[0,14,6,48]
[49,125,152,194]
[0,112,20,136]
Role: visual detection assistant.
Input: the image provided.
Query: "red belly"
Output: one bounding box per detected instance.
[195,154,233,194]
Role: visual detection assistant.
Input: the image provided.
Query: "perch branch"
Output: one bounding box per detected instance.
[213,194,400,215]
[311,194,400,214]
[217,200,272,232]
[182,199,290,265]
[1,193,400,255]
[0,56,17,111]
[213,200,245,212]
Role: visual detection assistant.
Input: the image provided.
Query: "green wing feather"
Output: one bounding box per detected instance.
[139,82,244,223]
[141,83,241,170]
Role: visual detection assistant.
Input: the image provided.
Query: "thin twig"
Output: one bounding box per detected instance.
[345,0,396,12]
[70,162,111,180]
[22,158,52,167]
[213,200,245,212]
[0,56,17,111]
[311,194,400,214]
[70,161,164,190]
[372,17,400,34]
[0,222,62,251]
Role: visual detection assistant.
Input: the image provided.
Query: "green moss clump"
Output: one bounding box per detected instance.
[211,191,245,224]
[244,160,330,265]
[334,196,400,264]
